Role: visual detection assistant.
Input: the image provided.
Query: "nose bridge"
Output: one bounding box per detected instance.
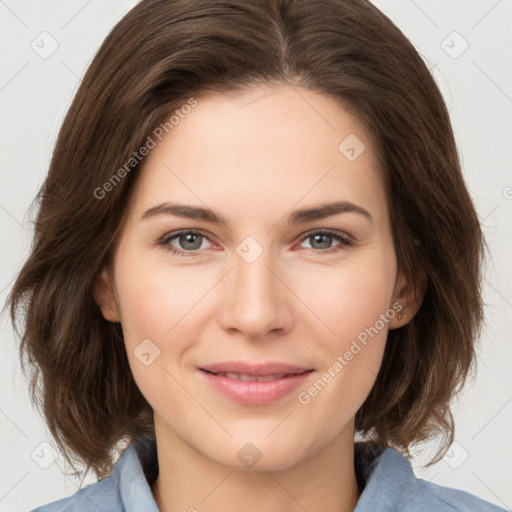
[219,238,292,337]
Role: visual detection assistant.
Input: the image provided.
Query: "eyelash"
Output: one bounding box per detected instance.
[157,229,353,257]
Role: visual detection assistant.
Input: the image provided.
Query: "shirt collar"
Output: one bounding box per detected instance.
[112,436,418,511]
[113,436,160,512]
[353,442,429,512]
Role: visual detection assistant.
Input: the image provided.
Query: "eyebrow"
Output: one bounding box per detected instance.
[141,200,373,225]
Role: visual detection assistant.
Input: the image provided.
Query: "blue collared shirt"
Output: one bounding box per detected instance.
[32,437,506,511]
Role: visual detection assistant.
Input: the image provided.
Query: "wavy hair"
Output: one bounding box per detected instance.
[5,0,485,479]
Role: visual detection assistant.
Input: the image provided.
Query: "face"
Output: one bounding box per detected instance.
[95,84,416,471]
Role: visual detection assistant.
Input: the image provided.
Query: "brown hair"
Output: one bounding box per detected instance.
[5,0,485,479]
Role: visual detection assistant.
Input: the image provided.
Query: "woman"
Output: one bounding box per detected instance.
[6,0,506,510]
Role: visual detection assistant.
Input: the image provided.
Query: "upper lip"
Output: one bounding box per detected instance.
[200,361,313,377]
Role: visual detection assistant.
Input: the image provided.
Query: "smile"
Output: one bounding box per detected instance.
[199,368,314,405]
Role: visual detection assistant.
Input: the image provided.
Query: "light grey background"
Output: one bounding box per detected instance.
[1,1,511,511]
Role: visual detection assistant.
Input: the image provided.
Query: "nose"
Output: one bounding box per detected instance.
[218,245,294,340]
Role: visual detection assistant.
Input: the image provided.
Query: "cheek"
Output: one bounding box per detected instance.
[114,255,203,346]
[295,254,396,343]
[292,250,396,397]
[112,257,198,411]
[112,251,221,396]
[295,269,392,430]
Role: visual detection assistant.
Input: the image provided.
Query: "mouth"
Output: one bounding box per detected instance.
[198,363,315,405]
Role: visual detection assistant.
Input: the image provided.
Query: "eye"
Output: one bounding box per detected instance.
[297,229,353,253]
[158,230,214,257]
[157,229,353,257]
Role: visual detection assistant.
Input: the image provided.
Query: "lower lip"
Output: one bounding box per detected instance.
[200,370,314,405]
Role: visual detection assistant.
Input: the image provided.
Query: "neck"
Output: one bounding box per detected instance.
[151,419,361,512]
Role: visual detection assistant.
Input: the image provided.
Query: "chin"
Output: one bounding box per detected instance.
[205,435,310,473]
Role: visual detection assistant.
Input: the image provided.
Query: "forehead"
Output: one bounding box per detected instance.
[128,84,387,228]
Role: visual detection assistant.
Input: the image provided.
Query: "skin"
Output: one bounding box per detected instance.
[94,83,422,512]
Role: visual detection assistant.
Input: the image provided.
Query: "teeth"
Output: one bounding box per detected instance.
[217,372,289,382]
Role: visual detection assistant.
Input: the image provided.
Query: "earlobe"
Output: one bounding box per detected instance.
[388,268,427,330]
[92,265,121,322]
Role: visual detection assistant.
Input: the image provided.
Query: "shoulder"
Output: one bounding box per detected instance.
[29,475,121,512]
[30,438,159,512]
[355,443,507,512]
[421,479,507,512]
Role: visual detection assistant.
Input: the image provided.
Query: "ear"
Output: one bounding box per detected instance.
[92,264,121,322]
[388,267,427,330]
